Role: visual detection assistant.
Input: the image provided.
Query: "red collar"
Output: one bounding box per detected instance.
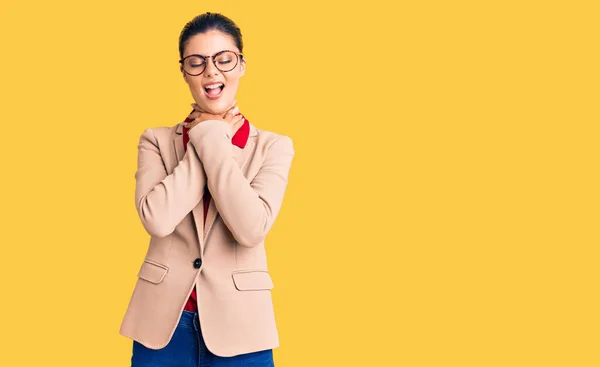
[231,115,250,148]
[182,112,250,149]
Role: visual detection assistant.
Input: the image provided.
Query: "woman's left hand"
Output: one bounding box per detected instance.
[184,102,244,137]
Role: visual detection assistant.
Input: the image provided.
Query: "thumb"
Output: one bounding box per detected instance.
[224,105,240,121]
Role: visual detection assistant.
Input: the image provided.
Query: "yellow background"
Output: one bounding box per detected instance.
[0,1,598,366]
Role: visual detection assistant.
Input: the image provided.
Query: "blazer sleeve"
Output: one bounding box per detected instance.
[188,120,295,248]
[134,127,208,238]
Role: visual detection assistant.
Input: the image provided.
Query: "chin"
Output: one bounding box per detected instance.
[199,99,233,115]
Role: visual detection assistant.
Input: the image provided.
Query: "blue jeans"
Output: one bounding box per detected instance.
[131,310,274,367]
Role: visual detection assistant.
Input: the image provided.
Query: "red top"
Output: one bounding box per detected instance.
[181,111,250,312]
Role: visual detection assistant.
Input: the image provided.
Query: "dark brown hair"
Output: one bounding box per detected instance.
[178,12,244,60]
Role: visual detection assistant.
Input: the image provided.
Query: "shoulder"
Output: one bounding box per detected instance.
[253,124,294,155]
[137,123,179,146]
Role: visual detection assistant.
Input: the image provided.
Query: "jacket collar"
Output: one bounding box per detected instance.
[175,118,256,138]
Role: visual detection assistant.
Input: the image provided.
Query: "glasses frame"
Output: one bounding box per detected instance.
[179,50,244,76]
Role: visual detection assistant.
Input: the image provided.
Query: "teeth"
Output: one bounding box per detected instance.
[205,84,223,89]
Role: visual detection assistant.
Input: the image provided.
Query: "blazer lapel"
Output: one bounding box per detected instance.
[171,121,258,251]
[171,122,206,252]
[203,122,257,243]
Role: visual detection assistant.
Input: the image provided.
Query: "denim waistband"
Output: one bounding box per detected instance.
[180,310,197,327]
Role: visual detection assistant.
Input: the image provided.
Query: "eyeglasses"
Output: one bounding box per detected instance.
[179,50,244,76]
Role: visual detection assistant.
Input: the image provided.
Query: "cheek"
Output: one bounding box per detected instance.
[225,78,241,93]
[186,79,202,95]
[225,84,238,96]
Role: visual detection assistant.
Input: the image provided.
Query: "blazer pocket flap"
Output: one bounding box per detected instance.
[232,270,274,291]
[137,259,169,284]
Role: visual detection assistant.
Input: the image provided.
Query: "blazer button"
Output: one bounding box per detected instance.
[193,258,202,269]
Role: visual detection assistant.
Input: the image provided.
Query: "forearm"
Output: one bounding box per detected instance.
[188,120,294,247]
[135,128,208,237]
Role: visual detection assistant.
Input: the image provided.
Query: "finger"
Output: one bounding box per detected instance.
[221,100,236,117]
[224,111,234,122]
[225,106,240,120]
[191,103,208,114]
[193,115,208,124]
[185,112,196,123]
[186,116,205,129]
[232,121,243,136]
[187,104,208,121]
[189,109,204,120]
[233,115,244,130]
[224,106,239,121]
[184,115,198,126]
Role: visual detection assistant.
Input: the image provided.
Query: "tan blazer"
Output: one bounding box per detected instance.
[119,118,295,357]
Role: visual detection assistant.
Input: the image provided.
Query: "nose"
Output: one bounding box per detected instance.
[204,57,221,77]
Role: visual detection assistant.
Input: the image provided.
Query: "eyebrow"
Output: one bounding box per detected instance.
[183,50,240,58]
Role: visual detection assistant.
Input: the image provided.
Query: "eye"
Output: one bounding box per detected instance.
[215,51,236,65]
[185,56,205,68]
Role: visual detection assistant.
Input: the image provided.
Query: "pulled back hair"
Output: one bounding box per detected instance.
[178,12,244,60]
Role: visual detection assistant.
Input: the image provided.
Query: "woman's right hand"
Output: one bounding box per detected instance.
[183,100,242,131]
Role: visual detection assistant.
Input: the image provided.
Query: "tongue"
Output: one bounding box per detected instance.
[207,87,221,96]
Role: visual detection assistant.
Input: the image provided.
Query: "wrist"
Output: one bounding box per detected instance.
[188,119,231,145]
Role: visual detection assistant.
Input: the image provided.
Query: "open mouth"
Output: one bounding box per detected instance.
[204,83,224,100]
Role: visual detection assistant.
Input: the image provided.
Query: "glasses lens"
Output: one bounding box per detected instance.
[214,51,238,72]
[184,55,206,75]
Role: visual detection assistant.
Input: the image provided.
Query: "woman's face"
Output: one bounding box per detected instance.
[181,30,245,115]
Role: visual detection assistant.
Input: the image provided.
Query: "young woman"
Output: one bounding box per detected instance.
[119,12,295,367]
